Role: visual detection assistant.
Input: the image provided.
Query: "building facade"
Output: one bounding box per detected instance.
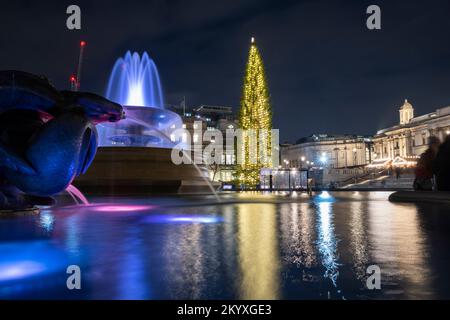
[373,100,450,161]
[280,134,373,187]
[281,134,372,170]
[169,103,239,183]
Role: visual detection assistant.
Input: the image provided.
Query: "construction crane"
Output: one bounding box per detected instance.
[69,40,86,91]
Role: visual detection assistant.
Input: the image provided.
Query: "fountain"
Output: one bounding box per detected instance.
[74,51,214,195]
[97,51,182,148]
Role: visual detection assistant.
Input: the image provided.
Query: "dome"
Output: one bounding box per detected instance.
[399,99,414,125]
[400,99,413,110]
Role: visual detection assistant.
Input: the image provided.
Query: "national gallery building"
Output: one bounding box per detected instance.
[372,100,450,163]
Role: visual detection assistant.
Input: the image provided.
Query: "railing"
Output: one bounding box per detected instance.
[339,168,388,187]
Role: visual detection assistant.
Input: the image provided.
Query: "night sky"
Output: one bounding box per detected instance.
[1,0,450,142]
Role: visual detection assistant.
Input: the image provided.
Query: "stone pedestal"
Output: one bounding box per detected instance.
[74,147,212,195]
[0,207,39,217]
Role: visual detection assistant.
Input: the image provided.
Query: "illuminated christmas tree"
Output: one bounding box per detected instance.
[237,37,273,187]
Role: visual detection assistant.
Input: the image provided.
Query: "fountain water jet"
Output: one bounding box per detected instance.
[66,184,89,205]
[98,51,181,148]
[106,51,164,108]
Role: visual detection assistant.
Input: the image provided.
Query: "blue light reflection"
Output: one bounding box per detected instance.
[0,241,70,286]
[315,191,335,203]
[143,214,223,224]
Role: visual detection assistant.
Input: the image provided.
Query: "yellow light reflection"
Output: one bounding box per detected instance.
[237,203,280,299]
[368,201,432,298]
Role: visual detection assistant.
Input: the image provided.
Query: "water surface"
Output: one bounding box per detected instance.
[1,191,449,300]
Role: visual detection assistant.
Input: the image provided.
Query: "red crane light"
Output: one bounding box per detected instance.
[70,75,76,82]
[80,41,86,47]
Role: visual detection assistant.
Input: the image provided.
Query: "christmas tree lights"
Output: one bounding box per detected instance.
[237,38,273,187]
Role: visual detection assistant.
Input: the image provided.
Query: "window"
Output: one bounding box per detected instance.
[221,171,232,182]
[226,154,234,164]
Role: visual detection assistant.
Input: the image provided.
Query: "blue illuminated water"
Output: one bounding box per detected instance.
[1,191,450,299]
[98,51,182,148]
[106,51,164,108]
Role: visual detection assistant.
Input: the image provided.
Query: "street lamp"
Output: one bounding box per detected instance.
[288,167,291,191]
[283,159,291,190]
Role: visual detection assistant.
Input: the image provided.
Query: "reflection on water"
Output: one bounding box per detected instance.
[316,201,340,290]
[349,201,369,282]
[391,204,431,298]
[38,210,55,233]
[280,203,317,269]
[64,213,83,257]
[237,203,280,299]
[279,202,320,297]
[163,224,205,299]
[368,201,433,299]
[117,228,149,299]
[1,192,450,299]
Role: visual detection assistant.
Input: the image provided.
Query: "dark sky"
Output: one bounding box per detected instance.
[1,0,450,142]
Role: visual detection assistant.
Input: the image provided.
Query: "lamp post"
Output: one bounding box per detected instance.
[288,168,291,191]
[284,160,291,191]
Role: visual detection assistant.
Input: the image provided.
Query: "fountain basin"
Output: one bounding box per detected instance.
[73,146,211,195]
[85,105,212,195]
[98,105,182,148]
